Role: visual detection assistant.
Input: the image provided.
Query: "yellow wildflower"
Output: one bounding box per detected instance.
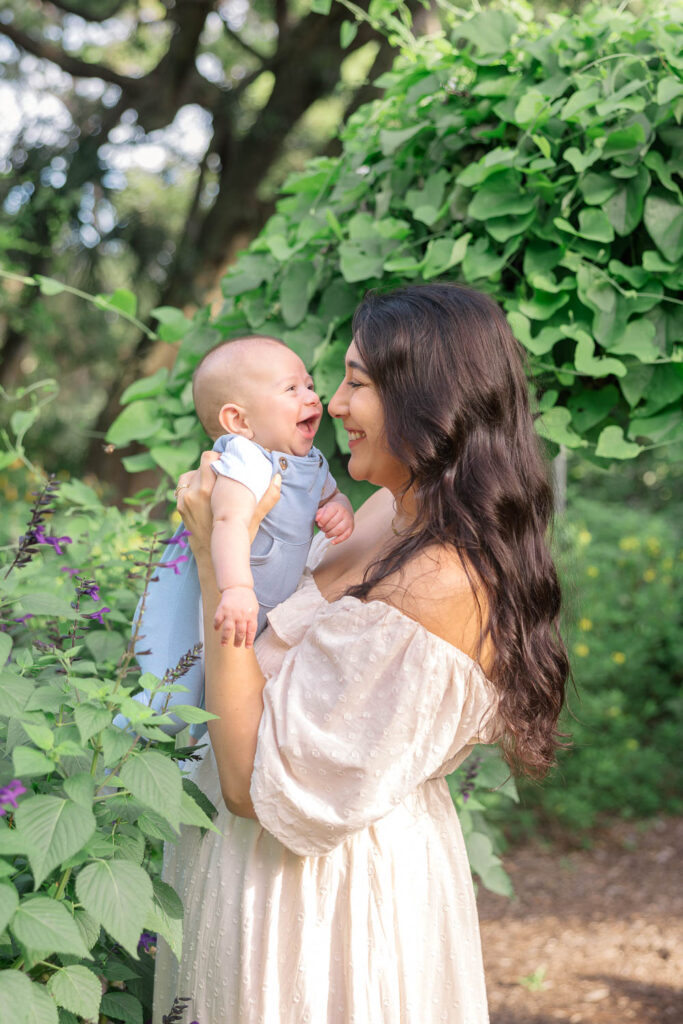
[645,537,661,556]
[662,558,673,571]
[579,618,593,631]
[611,651,626,664]
[607,706,620,718]
[574,642,590,657]
[577,529,592,546]
[619,536,640,551]
[587,565,599,578]
[625,738,639,751]
[642,568,656,582]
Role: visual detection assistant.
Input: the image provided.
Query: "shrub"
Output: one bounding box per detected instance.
[108,0,682,482]
[517,493,682,831]
[0,463,218,1021]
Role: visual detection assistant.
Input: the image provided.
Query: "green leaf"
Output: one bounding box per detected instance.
[422,234,471,279]
[602,122,646,156]
[178,789,220,832]
[604,166,650,236]
[34,275,66,296]
[514,90,546,127]
[121,368,169,404]
[595,425,643,459]
[568,386,619,433]
[12,746,54,778]
[467,172,535,220]
[11,896,91,958]
[456,10,518,55]
[22,721,54,750]
[563,147,600,173]
[101,726,134,768]
[106,400,159,446]
[465,831,513,897]
[535,407,587,449]
[0,634,12,666]
[619,363,654,408]
[657,76,683,105]
[561,86,599,121]
[117,750,182,829]
[150,306,191,343]
[149,439,201,480]
[507,312,562,356]
[15,796,96,889]
[63,773,95,807]
[340,20,358,48]
[182,777,218,824]
[644,195,683,262]
[311,0,331,12]
[0,883,18,934]
[378,124,424,157]
[76,859,153,958]
[579,172,618,206]
[74,703,111,744]
[15,593,75,618]
[462,238,507,282]
[339,242,384,283]
[47,965,102,1021]
[572,330,626,379]
[607,319,660,362]
[0,972,58,1024]
[280,261,316,327]
[100,991,143,1024]
[577,209,614,243]
[164,704,217,724]
[108,288,137,317]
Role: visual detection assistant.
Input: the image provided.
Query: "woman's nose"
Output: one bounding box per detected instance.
[327,381,345,418]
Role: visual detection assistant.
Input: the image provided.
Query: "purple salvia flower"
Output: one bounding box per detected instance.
[138,930,156,954]
[82,606,111,624]
[60,566,81,577]
[0,779,26,815]
[159,529,192,548]
[159,554,189,576]
[13,614,34,624]
[44,534,72,555]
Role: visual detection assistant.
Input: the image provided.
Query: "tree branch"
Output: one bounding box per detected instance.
[0,21,139,93]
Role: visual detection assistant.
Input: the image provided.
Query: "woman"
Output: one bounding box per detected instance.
[153,284,569,1023]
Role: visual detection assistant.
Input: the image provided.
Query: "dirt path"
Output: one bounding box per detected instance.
[477,817,682,1023]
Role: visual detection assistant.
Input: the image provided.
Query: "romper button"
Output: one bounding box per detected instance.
[279,457,288,470]
[318,454,323,466]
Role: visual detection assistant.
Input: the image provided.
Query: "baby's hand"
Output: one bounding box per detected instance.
[315,499,354,545]
[214,586,259,648]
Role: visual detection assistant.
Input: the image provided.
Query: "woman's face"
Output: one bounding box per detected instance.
[328,340,408,494]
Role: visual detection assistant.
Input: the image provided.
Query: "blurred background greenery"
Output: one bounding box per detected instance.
[1,0,681,845]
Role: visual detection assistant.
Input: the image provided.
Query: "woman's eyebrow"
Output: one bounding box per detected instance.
[346,359,368,373]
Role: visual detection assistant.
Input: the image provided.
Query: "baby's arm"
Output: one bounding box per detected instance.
[315,489,354,545]
[211,476,260,647]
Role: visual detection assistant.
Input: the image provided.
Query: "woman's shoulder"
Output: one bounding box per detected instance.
[372,544,492,672]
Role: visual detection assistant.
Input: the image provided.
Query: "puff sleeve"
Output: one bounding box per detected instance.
[250,597,497,856]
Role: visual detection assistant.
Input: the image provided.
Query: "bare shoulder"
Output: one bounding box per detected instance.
[374,545,492,668]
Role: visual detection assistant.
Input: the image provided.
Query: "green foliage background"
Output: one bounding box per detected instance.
[107,0,682,484]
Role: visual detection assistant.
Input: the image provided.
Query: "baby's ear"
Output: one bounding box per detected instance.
[218,403,252,438]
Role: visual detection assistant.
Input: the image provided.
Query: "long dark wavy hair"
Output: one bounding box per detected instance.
[347,283,569,779]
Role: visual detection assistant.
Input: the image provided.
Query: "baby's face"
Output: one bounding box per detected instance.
[242,347,323,456]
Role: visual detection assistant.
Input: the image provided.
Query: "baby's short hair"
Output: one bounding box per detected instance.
[191,334,287,439]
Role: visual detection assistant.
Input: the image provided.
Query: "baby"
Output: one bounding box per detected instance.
[116,335,353,738]
[197,335,354,646]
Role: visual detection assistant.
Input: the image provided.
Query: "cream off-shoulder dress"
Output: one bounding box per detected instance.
[153,538,499,1024]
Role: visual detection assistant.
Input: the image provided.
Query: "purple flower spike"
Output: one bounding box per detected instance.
[60,566,81,577]
[0,779,27,815]
[159,554,189,576]
[83,606,111,624]
[13,614,34,624]
[138,930,156,954]
[45,534,72,555]
[159,529,192,548]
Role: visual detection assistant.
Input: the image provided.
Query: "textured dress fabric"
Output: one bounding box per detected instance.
[152,543,498,1024]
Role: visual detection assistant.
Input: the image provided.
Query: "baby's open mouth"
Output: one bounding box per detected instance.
[296,413,320,439]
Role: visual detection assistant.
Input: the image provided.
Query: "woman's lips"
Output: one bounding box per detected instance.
[347,430,366,448]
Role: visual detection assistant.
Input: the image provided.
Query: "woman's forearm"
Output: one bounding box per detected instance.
[194,545,265,819]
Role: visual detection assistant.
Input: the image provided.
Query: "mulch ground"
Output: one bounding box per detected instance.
[477,816,683,1024]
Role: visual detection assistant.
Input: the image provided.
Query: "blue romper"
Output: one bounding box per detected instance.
[115,434,335,738]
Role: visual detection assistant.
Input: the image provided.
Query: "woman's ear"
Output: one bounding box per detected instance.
[218,403,253,439]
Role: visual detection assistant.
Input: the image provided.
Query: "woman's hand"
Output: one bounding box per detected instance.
[175,452,282,552]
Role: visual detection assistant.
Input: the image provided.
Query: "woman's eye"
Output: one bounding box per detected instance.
[348,380,362,389]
